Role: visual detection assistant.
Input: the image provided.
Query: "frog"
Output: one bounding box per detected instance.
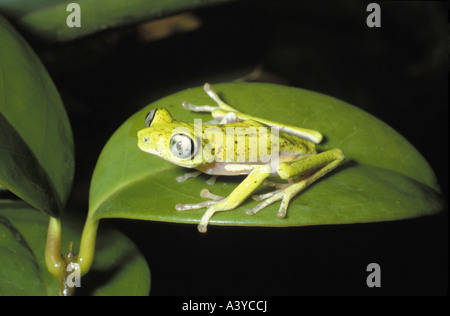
[137,83,345,233]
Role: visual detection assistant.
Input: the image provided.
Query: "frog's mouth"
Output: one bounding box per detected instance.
[137,130,160,156]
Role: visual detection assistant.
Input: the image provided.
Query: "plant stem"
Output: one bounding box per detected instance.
[45,216,62,278]
[77,215,99,276]
[60,242,79,296]
[46,214,100,294]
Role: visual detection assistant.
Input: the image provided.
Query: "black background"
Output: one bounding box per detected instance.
[19,0,448,295]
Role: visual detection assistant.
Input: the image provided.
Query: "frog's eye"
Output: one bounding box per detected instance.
[145,109,157,127]
[169,133,197,160]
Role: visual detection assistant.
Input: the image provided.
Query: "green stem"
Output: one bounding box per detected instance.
[77,215,99,276]
[45,216,62,278]
[60,242,78,296]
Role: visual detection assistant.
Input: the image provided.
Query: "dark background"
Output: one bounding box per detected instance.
[25,0,448,295]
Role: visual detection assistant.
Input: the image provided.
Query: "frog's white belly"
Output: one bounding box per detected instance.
[196,152,310,176]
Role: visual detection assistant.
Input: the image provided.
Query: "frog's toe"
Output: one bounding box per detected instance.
[205,175,218,185]
[200,189,224,201]
[197,223,208,233]
[175,189,225,212]
[175,200,216,211]
[252,188,283,201]
[181,101,217,113]
[277,201,288,218]
[247,183,299,218]
[176,171,202,182]
[246,192,283,216]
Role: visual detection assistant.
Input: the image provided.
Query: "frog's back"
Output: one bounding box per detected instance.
[278,132,317,162]
[201,120,316,164]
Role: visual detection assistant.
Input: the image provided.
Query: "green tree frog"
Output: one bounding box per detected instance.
[137,83,345,233]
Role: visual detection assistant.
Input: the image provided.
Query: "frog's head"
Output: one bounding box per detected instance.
[137,108,203,168]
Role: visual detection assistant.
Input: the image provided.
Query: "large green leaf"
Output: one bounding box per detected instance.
[0,0,233,42]
[0,15,74,216]
[0,200,150,296]
[88,82,442,228]
[0,212,47,295]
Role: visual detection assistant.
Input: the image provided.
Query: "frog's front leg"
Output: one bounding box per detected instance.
[175,188,225,211]
[182,83,238,113]
[177,164,272,233]
[183,83,323,144]
[198,164,272,232]
[175,170,202,183]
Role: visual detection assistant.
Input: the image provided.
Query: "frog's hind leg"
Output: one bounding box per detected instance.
[246,149,345,218]
[246,178,307,218]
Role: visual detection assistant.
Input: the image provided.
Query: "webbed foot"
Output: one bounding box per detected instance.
[246,179,306,218]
